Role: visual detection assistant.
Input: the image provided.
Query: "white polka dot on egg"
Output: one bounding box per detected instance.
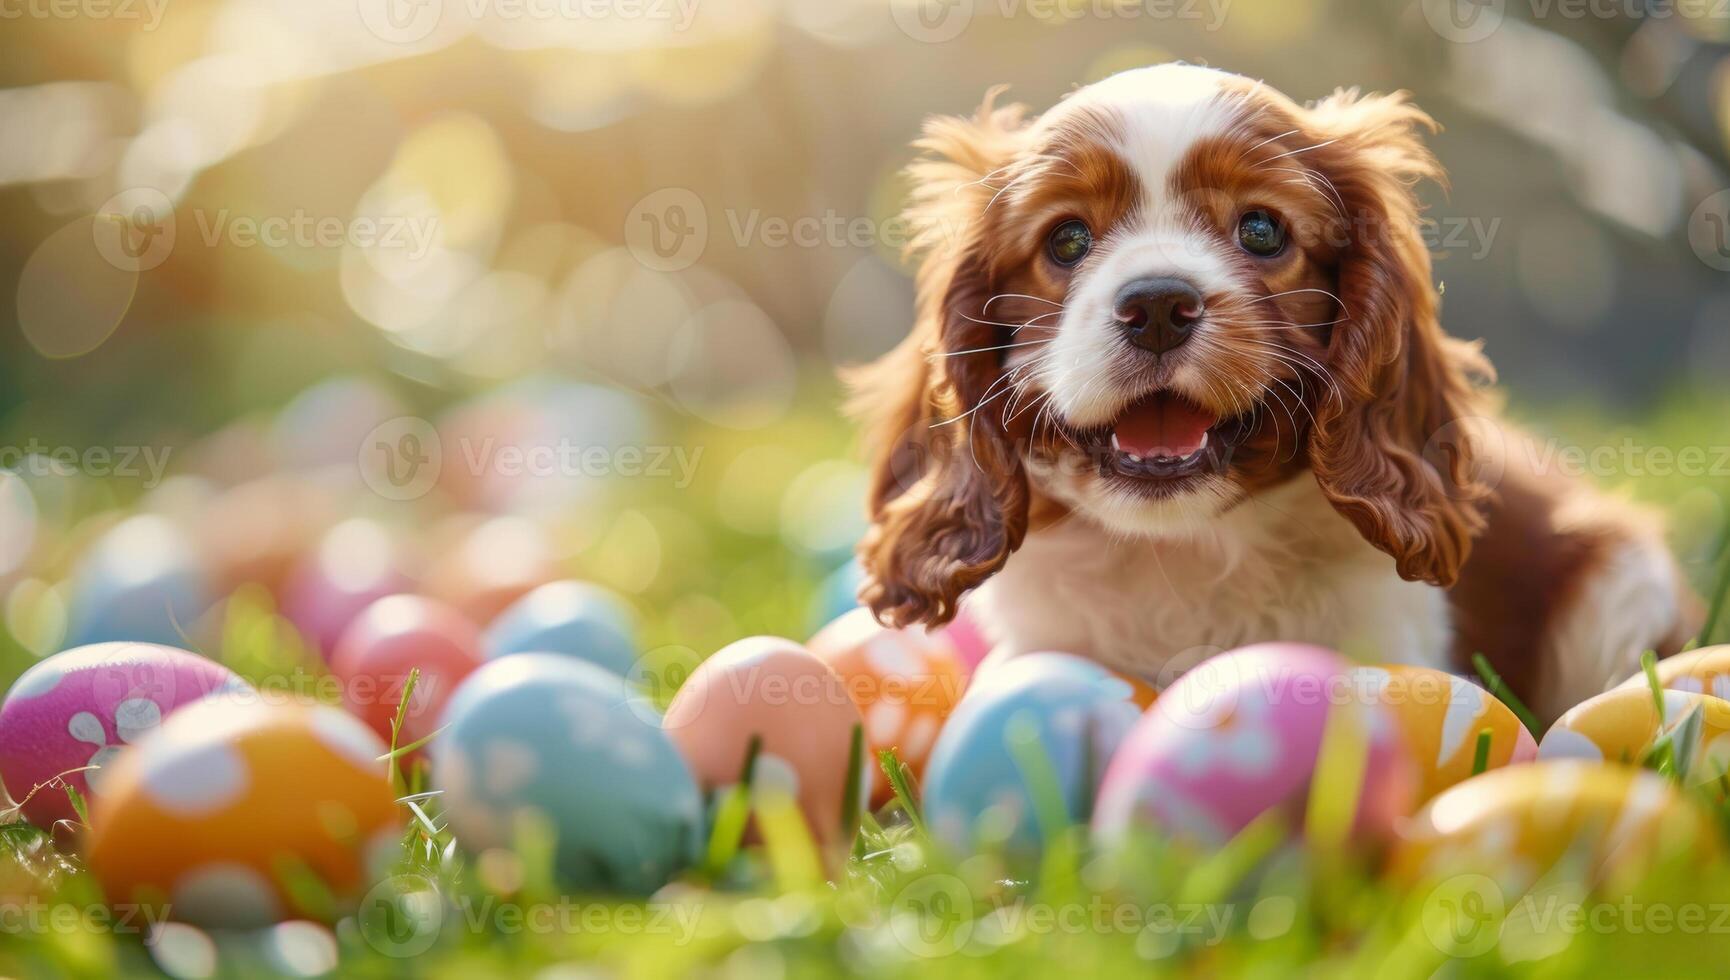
[173,863,282,929]
[139,741,249,816]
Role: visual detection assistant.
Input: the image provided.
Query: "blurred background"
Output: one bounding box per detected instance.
[1,0,1729,678]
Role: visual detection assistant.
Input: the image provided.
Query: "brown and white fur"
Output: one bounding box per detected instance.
[850,64,1698,723]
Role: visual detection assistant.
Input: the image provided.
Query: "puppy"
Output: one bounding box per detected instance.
[850,64,1698,722]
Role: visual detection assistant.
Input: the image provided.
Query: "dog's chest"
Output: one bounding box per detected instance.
[970,481,1454,680]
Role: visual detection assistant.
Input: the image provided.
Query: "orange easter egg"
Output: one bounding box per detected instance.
[1352,665,1536,801]
[808,608,965,805]
[86,700,399,927]
[663,637,865,848]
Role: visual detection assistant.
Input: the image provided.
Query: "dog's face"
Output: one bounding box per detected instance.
[854,65,1491,628]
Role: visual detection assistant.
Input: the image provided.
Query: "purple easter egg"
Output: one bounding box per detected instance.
[0,643,251,828]
[281,519,410,657]
[1093,643,1416,847]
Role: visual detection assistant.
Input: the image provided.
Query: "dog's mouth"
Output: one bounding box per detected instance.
[1074,391,1255,489]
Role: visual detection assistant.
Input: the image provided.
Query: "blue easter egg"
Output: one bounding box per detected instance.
[807,558,864,634]
[921,652,1144,861]
[483,580,637,676]
[65,516,212,648]
[433,654,703,892]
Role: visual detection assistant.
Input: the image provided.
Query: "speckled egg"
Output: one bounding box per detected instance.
[280,519,411,658]
[330,595,485,748]
[64,515,212,649]
[923,652,1146,860]
[663,637,865,849]
[1351,665,1536,801]
[1539,685,1730,784]
[1094,644,1416,847]
[85,700,400,927]
[0,643,250,828]
[484,580,638,676]
[1391,762,1720,890]
[808,608,965,805]
[435,654,704,893]
[1615,645,1730,700]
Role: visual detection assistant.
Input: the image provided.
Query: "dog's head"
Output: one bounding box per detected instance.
[853,64,1492,628]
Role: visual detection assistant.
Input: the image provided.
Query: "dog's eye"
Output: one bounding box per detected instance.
[1047,219,1092,266]
[1236,210,1286,257]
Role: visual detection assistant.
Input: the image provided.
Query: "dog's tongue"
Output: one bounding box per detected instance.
[1112,393,1219,458]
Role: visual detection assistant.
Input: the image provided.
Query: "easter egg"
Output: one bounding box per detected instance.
[923,652,1145,859]
[280,519,411,657]
[1351,665,1536,801]
[484,580,638,676]
[808,608,964,805]
[329,595,485,748]
[434,654,703,893]
[86,700,399,927]
[663,637,865,849]
[1615,645,1730,701]
[943,605,993,677]
[1538,685,1730,784]
[422,516,556,624]
[1391,762,1720,890]
[1093,644,1416,847]
[64,515,212,649]
[0,643,249,828]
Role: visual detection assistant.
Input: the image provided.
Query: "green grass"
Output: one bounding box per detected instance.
[4,387,1730,977]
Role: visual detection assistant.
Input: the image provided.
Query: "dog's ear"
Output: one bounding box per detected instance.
[1303,90,1493,587]
[846,91,1032,628]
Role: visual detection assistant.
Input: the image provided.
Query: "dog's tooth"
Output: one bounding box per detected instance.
[1110,432,1122,452]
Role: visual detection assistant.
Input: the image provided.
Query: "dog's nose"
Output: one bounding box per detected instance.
[1114,277,1204,354]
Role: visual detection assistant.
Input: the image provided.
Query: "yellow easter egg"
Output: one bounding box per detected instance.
[1616,645,1730,700]
[1392,762,1720,890]
[86,700,400,928]
[1353,665,1537,801]
[1539,685,1730,784]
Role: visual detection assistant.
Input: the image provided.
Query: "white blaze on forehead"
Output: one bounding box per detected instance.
[1041,64,1244,211]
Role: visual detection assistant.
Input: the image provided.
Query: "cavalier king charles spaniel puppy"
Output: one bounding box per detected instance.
[850,63,1699,722]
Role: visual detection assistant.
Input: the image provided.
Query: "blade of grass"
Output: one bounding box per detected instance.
[1470,728,1493,776]
[387,667,422,793]
[1472,653,1540,737]
[1643,650,1667,728]
[701,734,761,875]
[62,785,89,827]
[1671,703,1704,785]
[1306,702,1369,852]
[840,722,864,847]
[1701,534,1730,647]
[878,748,924,837]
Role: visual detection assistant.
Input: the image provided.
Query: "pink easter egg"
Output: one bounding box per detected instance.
[0,643,251,828]
[941,605,992,678]
[330,595,485,749]
[281,519,411,657]
[1093,643,1416,847]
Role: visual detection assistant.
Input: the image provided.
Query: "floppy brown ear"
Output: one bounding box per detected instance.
[846,92,1032,628]
[1304,90,1493,587]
